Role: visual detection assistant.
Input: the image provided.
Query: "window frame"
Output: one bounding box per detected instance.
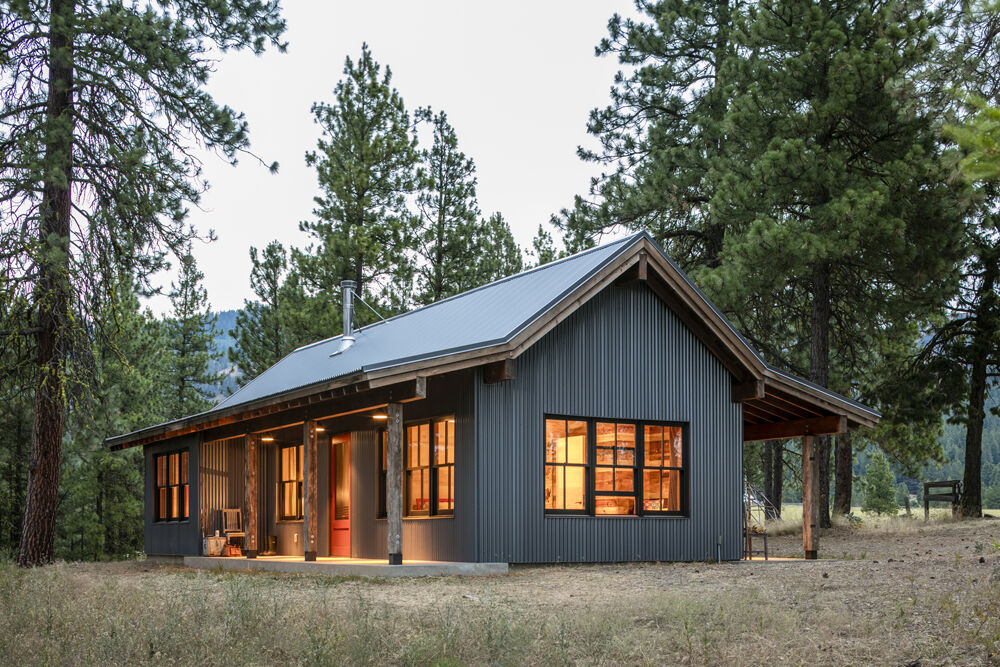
[278,443,304,521]
[379,415,456,518]
[543,414,689,518]
[543,418,590,515]
[153,449,189,523]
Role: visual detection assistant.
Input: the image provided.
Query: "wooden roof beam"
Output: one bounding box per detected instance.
[744,415,847,442]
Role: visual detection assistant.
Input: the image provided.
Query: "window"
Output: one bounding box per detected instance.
[544,416,687,516]
[643,424,683,512]
[154,450,189,522]
[401,416,455,517]
[279,444,303,520]
[544,419,588,511]
[594,422,637,515]
[434,418,455,513]
[377,431,387,518]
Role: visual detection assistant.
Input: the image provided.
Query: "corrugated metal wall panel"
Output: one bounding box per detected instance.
[349,372,475,561]
[475,282,743,563]
[199,438,245,541]
[144,435,200,556]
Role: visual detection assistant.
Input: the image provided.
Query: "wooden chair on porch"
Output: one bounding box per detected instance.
[221,508,245,548]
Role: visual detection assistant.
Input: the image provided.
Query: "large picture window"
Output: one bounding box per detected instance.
[279,444,303,520]
[154,450,189,522]
[544,416,687,516]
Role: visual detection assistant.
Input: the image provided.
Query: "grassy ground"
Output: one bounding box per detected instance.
[2,518,1000,665]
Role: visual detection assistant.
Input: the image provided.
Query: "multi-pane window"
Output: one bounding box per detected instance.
[434,419,455,513]
[377,431,387,518]
[643,424,683,512]
[402,417,455,516]
[544,416,687,516]
[594,422,637,515]
[406,423,431,515]
[279,444,303,520]
[154,450,189,522]
[544,419,588,511]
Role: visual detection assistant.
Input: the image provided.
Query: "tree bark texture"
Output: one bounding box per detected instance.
[767,440,783,519]
[810,261,833,529]
[833,432,853,517]
[19,0,75,567]
[961,268,993,518]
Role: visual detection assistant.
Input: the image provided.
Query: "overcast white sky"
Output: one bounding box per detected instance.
[147,1,637,315]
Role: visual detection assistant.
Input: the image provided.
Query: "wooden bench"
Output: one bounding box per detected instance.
[923,480,961,520]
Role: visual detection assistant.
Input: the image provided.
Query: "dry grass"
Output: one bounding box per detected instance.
[2,518,1000,665]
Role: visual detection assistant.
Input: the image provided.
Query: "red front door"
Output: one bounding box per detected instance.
[331,436,350,557]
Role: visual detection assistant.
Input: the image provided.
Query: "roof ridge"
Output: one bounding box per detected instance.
[289,231,646,353]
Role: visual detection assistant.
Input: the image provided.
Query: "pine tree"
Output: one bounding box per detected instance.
[297,44,419,312]
[474,212,524,282]
[531,224,562,267]
[165,244,222,417]
[413,108,483,303]
[861,451,900,516]
[228,242,325,386]
[553,0,744,269]
[0,0,285,566]
[58,276,166,559]
[713,0,966,526]
[901,0,1000,518]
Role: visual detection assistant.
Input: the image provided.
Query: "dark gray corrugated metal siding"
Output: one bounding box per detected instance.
[199,438,245,541]
[475,282,743,563]
[144,435,200,556]
[349,371,475,561]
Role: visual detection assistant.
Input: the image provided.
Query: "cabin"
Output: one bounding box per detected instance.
[107,232,878,568]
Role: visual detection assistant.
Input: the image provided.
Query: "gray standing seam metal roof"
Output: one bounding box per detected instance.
[214,233,642,411]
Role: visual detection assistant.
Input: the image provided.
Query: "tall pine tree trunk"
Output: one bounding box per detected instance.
[761,439,783,519]
[19,0,75,567]
[962,348,986,518]
[961,263,994,519]
[810,261,833,529]
[833,432,853,517]
[769,440,783,518]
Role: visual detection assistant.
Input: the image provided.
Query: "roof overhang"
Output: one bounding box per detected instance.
[105,235,879,450]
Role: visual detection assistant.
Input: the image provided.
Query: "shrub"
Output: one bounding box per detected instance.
[861,451,900,516]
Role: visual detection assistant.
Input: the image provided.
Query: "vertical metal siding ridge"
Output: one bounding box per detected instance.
[476,282,743,563]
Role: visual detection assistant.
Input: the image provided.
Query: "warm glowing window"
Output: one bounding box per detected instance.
[377,431,387,518]
[279,444,303,520]
[544,416,687,516]
[403,417,455,517]
[154,450,189,522]
[594,422,637,516]
[434,419,455,513]
[544,419,588,511]
[643,425,683,512]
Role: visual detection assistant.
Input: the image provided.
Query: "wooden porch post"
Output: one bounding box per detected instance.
[244,433,259,558]
[387,402,403,565]
[802,435,819,559]
[303,420,318,561]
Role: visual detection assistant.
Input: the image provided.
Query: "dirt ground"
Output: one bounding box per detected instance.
[4,518,1000,665]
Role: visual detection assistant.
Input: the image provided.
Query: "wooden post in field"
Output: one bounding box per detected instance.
[387,402,403,565]
[244,433,258,558]
[303,420,318,561]
[802,435,819,559]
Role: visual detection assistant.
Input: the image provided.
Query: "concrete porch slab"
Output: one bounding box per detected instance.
[184,555,508,577]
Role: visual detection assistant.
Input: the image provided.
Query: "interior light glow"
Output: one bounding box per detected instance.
[261,436,275,442]
[372,413,388,420]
